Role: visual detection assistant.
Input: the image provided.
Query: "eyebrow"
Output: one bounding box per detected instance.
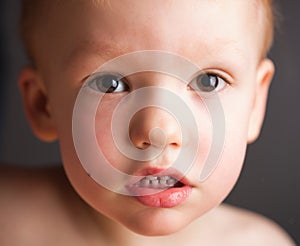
[209,38,249,64]
[65,39,126,66]
[65,37,250,79]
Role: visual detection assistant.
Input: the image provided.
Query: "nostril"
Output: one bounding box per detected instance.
[170,142,181,148]
[129,133,150,150]
[139,142,151,150]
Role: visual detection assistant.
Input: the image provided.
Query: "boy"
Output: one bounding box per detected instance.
[0,0,295,245]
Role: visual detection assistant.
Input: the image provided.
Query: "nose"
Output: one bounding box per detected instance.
[129,107,182,150]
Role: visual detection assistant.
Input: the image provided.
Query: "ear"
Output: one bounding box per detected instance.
[247,58,275,143]
[18,66,58,142]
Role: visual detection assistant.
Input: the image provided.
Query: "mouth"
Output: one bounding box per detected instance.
[133,175,184,189]
[127,168,192,208]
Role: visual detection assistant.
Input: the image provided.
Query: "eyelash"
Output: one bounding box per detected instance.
[86,73,129,93]
[188,71,231,93]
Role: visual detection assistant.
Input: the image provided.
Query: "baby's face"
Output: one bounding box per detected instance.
[32,0,274,235]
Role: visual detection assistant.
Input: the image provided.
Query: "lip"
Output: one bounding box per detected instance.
[126,167,193,208]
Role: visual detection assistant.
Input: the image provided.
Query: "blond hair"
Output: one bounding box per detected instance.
[261,0,278,57]
[20,0,278,63]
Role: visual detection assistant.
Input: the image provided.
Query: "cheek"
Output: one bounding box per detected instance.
[95,109,121,166]
[94,97,133,173]
[197,89,254,202]
[187,97,214,178]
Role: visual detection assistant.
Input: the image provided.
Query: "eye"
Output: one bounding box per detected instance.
[87,73,129,93]
[189,73,227,93]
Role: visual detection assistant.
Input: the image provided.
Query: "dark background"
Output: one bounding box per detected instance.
[0,0,299,243]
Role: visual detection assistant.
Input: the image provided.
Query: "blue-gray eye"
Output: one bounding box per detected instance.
[189,73,227,92]
[88,73,129,93]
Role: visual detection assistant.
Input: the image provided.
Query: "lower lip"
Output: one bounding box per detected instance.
[131,186,192,208]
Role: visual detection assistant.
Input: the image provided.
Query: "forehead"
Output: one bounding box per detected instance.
[38,0,264,76]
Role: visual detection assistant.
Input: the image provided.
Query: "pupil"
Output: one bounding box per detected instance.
[103,76,118,88]
[97,75,119,92]
[197,74,218,92]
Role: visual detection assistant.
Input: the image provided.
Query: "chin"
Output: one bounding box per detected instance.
[122,206,195,236]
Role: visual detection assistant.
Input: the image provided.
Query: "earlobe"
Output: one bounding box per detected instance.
[18,66,58,142]
[247,59,275,143]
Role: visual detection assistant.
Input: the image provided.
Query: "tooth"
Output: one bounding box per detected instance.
[151,179,159,187]
[147,176,158,181]
[134,175,180,189]
[159,179,167,187]
[141,179,150,187]
[160,176,170,181]
[167,178,176,186]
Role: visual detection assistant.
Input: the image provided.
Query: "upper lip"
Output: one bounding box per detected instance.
[128,167,192,187]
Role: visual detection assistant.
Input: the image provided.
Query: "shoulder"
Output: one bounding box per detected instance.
[0,164,62,205]
[0,164,68,203]
[0,164,76,244]
[0,164,68,217]
[214,203,296,245]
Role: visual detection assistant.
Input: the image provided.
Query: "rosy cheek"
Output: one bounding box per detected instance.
[94,97,133,174]
[183,98,217,181]
[199,95,252,196]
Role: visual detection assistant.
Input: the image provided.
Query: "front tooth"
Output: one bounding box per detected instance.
[147,176,158,181]
[160,176,171,181]
[158,179,167,187]
[151,179,159,187]
[135,176,179,188]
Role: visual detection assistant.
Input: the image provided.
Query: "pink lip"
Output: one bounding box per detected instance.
[134,186,192,208]
[127,167,193,208]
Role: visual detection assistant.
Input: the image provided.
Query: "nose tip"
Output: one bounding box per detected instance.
[129,107,182,150]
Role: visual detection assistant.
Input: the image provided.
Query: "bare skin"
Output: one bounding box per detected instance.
[0,166,294,246]
[0,0,296,245]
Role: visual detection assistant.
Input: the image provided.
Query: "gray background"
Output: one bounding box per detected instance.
[0,0,299,243]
